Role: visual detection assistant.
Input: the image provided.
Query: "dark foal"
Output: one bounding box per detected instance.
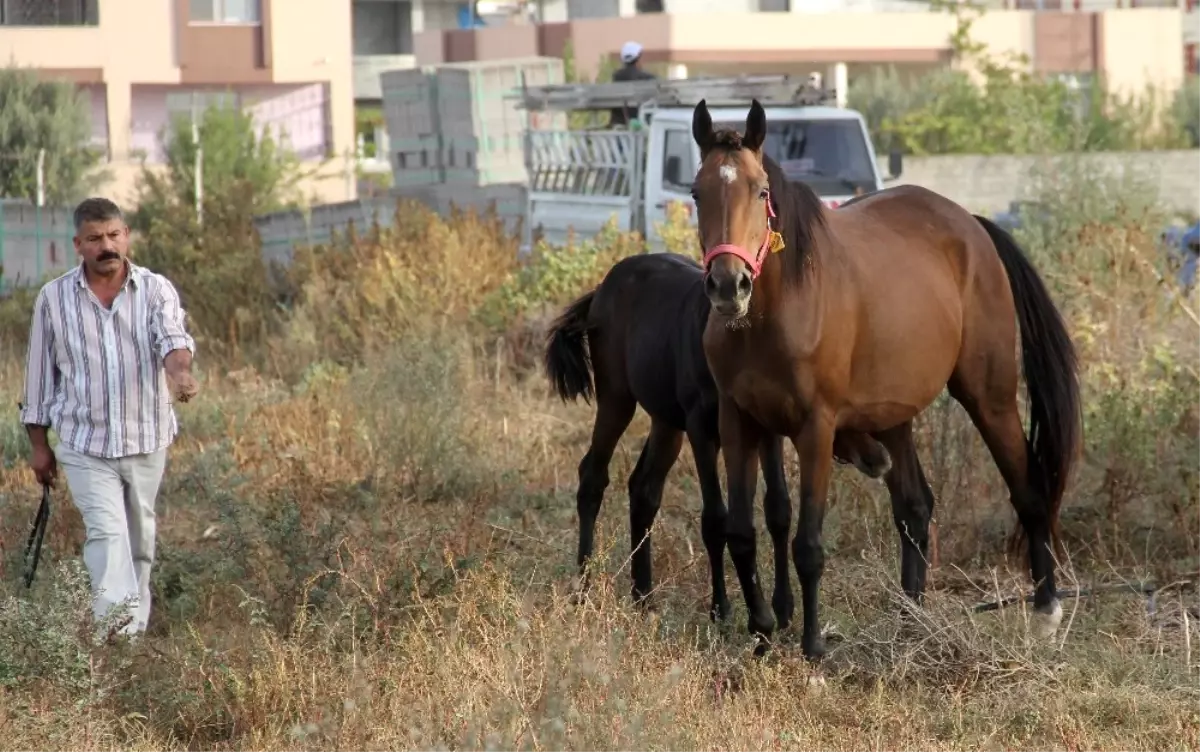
[544,252,890,625]
[690,99,1082,664]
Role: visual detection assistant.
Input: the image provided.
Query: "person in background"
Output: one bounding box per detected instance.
[20,196,199,641]
[610,40,658,127]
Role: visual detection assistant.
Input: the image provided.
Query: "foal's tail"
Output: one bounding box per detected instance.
[543,289,597,404]
[974,214,1083,547]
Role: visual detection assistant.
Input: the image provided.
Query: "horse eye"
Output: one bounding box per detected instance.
[690,190,698,201]
[759,188,769,200]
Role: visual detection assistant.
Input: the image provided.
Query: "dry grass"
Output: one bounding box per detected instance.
[0,177,1197,750]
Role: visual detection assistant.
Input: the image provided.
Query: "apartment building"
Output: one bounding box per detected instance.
[402,0,1192,97]
[1,0,357,206]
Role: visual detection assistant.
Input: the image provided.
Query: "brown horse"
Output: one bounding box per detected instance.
[543,252,892,625]
[690,99,1082,662]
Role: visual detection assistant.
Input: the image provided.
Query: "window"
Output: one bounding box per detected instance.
[661,128,694,193]
[353,0,413,56]
[189,0,261,24]
[0,0,98,26]
[717,118,877,197]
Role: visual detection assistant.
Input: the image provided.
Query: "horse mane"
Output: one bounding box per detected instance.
[709,127,828,286]
[761,152,827,286]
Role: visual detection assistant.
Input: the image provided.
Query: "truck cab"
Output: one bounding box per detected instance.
[643,104,894,251]
[512,74,903,253]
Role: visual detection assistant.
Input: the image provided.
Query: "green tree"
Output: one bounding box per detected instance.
[847,0,1190,156]
[130,103,305,358]
[0,66,105,202]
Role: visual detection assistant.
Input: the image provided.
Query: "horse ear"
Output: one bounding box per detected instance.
[692,99,714,154]
[744,99,766,153]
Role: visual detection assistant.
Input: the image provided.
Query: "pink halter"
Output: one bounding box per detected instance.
[702,193,778,281]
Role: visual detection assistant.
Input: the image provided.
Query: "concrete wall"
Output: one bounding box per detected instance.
[0,203,78,291]
[894,149,1200,215]
[4,151,1196,293]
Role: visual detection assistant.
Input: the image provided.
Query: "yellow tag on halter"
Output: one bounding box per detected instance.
[768,230,785,253]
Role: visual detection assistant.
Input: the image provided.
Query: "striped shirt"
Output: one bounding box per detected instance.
[19,260,196,459]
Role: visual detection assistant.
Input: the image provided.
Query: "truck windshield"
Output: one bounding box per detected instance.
[717,117,876,197]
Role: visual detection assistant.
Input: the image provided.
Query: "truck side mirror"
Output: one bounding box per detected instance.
[888,149,903,180]
[664,155,683,188]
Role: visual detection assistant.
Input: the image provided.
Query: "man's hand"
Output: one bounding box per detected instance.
[29,443,57,488]
[167,370,200,403]
[164,348,199,403]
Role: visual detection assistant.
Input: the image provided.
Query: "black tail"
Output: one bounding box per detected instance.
[544,289,597,404]
[974,214,1083,547]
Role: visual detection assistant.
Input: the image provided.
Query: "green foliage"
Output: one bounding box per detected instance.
[846,2,1193,155]
[1168,74,1199,148]
[128,104,306,357]
[0,66,105,202]
[473,217,643,331]
[560,39,620,130]
[355,104,384,158]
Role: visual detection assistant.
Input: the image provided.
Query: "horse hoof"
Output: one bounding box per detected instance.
[803,672,827,693]
[748,611,777,639]
[772,596,795,631]
[802,634,827,661]
[1031,600,1063,641]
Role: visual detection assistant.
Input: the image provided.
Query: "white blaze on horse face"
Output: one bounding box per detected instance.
[719,164,738,184]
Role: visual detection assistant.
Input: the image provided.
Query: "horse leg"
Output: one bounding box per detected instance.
[685,415,732,622]
[875,422,936,602]
[628,419,684,609]
[791,408,836,662]
[574,392,637,596]
[950,376,1062,639]
[718,393,776,648]
[760,434,795,630]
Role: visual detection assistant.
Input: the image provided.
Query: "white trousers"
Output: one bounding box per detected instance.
[55,442,167,635]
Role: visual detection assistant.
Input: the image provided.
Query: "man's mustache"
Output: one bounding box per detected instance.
[97,251,119,261]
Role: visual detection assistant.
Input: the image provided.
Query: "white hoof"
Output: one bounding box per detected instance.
[1031,600,1063,641]
[803,673,826,693]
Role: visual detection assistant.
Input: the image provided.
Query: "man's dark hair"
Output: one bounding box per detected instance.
[73,197,124,233]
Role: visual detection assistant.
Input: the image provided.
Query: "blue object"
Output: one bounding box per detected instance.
[1162,221,1200,290]
[457,4,486,28]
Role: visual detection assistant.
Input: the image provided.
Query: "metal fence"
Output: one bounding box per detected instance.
[0,200,77,294]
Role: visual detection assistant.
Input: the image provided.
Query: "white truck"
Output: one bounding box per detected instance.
[510,74,905,253]
[255,73,904,266]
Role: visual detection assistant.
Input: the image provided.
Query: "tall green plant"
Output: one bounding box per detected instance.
[130,105,305,358]
[0,66,105,202]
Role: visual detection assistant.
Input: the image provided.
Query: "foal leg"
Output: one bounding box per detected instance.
[875,422,936,601]
[685,414,733,622]
[575,393,637,595]
[760,434,795,630]
[950,378,1062,639]
[628,419,684,608]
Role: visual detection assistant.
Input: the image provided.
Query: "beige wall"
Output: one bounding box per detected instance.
[95,159,357,213]
[268,0,357,194]
[3,0,183,160]
[3,0,356,205]
[1100,8,1186,97]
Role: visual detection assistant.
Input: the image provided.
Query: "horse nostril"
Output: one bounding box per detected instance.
[737,272,753,296]
[704,274,718,296]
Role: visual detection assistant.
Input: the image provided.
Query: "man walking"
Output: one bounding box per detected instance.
[20,197,199,638]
